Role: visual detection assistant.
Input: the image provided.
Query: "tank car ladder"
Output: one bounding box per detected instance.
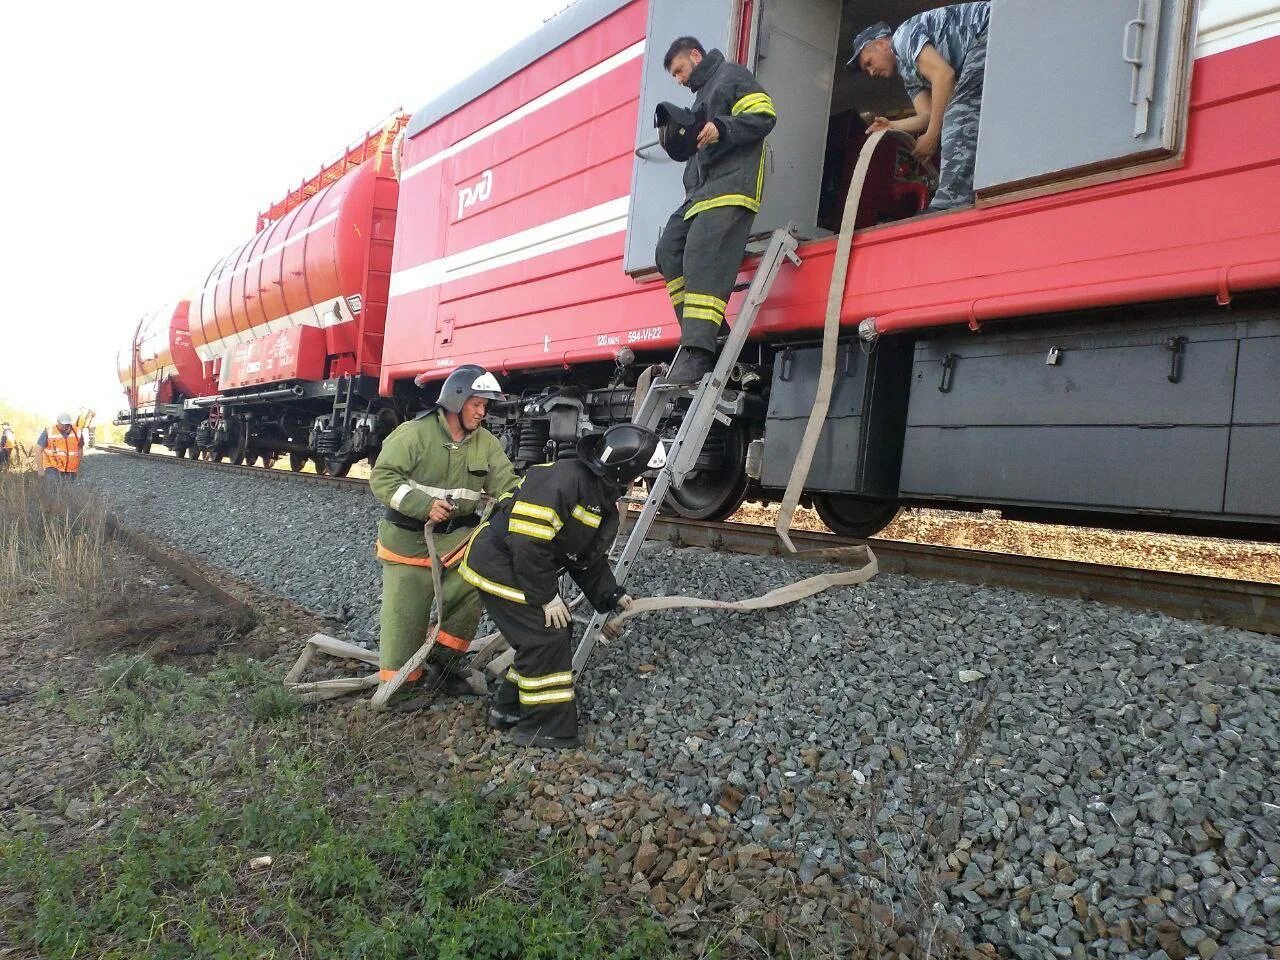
[572,225,802,673]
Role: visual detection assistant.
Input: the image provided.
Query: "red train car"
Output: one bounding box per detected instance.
[380,0,1280,537]
[116,300,216,455]
[119,116,407,473]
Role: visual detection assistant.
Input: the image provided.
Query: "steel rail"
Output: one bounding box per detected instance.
[634,515,1280,637]
[102,445,368,491]
[99,447,1280,636]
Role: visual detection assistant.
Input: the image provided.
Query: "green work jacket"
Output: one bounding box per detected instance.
[369,410,518,562]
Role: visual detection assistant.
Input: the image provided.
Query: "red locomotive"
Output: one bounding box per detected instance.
[119,0,1280,537]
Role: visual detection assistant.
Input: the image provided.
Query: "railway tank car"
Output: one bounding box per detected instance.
[117,300,214,456]
[118,116,408,474]
[380,0,1280,539]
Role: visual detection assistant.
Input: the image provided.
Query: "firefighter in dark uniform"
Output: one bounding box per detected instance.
[370,364,519,705]
[654,36,777,384]
[461,424,667,748]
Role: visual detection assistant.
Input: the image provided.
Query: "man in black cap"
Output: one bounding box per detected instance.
[849,1,990,211]
[653,37,777,385]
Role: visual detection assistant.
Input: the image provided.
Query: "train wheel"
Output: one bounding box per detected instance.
[263,454,279,469]
[312,458,328,476]
[289,453,308,472]
[812,494,899,539]
[210,451,225,463]
[663,423,748,522]
[174,446,187,459]
[325,458,352,478]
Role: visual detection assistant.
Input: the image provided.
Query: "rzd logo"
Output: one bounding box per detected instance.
[457,170,494,219]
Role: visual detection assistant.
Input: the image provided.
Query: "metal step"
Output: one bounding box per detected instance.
[572,225,802,672]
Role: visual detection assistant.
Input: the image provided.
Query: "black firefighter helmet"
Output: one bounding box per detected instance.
[655,102,706,162]
[416,364,508,413]
[577,423,667,486]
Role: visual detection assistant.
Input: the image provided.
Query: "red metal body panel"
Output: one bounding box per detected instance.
[118,301,199,409]
[218,325,327,391]
[383,18,1280,390]
[191,130,400,388]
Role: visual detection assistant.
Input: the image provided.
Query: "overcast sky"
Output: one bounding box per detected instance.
[0,0,569,427]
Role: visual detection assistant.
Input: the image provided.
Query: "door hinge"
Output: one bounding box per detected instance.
[938,353,958,393]
[1166,336,1187,383]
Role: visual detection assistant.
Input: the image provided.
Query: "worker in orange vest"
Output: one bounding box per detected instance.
[37,413,84,479]
[0,422,15,470]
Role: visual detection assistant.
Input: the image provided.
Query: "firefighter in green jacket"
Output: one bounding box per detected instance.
[370,364,519,703]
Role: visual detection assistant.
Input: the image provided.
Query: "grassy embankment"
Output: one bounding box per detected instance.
[0,469,672,959]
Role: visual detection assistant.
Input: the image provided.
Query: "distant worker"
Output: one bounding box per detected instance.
[654,36,777,385]
[37,414,84,479]
[369,365,519,708]
[461,423,666,749]
[0,422,15,470]
[849,1,990,211]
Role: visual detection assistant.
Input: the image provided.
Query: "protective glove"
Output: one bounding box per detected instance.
[542,595,572,629]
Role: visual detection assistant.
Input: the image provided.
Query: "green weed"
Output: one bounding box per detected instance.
[0,785,674,960]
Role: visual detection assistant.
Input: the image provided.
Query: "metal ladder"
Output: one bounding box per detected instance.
[572,225,802,672]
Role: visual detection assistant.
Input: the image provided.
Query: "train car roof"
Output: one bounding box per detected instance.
[405,0,631,140]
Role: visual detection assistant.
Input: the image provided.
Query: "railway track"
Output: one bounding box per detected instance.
[101,445,1280,636]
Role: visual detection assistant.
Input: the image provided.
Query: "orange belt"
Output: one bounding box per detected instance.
[375,539,469,569]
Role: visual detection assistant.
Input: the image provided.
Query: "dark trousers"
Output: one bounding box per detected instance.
[43,468,75,481]
[655,203,756,353]
[484,593,577,739]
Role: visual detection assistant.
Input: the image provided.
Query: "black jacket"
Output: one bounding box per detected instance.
[681,49,777,219]
[462,460,624,612]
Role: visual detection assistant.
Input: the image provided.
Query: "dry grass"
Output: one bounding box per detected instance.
[0,469,120,604]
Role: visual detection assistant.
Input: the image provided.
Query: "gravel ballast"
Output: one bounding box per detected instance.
[82,452,1280,958]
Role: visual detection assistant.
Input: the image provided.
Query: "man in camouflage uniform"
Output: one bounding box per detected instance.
[369,364,518,704]
[849,1,990,211]
[654,36,777,384]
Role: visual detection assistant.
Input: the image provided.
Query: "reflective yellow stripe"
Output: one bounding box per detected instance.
[509,518,556,541]
[731,93,773,116]
[520,688,575,705]
[460,523,528,603]
[739,102,776,118]
[508,669,574,690]
[665,276,685,292]
[511,501,562,530]
[670,291,685,306]
[685,193,761,219]
[571,504,602,529]
[683,306,725,324]
[683,293,726,312]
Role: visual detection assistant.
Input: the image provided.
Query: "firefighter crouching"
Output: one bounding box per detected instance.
[369,365,519,707]
[462,424,667,749]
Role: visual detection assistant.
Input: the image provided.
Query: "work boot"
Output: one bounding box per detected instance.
[512,727,582,750]
[487,707,521,730]
[425,663,486,697]
[662,346,716,386]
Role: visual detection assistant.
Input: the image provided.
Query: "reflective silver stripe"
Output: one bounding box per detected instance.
[407,480,481,502]
[389,483,415,511]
